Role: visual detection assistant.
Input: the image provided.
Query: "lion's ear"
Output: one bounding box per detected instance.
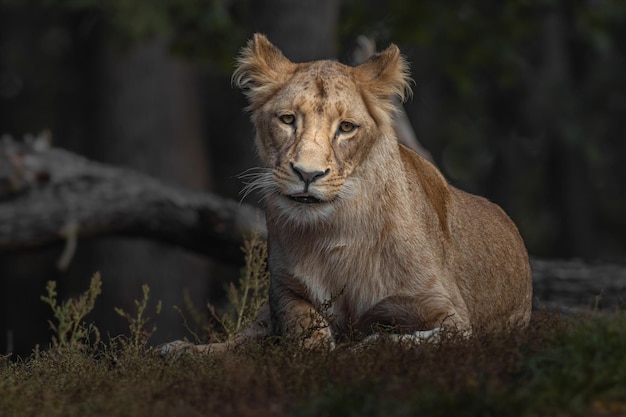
[232,33,297,110]
[354,44,413,103]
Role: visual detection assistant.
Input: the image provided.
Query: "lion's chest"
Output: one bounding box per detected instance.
[285,238,393,328]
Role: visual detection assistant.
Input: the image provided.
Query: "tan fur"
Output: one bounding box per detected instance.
[162,34,532,355]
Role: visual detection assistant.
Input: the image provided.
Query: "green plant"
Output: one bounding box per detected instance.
[207,232,270,341]
[173,288,211,344]
[114,284,162,353]
[40,272,102,352]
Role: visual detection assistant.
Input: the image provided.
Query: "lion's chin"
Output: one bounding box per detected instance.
[270,194,337,226]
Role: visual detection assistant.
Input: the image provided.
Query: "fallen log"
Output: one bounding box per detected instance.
[0,133,265,266]
[531,258,626,312]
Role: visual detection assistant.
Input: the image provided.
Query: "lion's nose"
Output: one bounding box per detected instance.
[290,163,330,186]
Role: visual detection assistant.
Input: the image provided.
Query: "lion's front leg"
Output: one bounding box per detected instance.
[271,288,335,350]
[159,340,230,357]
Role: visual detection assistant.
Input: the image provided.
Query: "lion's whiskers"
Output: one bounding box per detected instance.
[238,168,275,204]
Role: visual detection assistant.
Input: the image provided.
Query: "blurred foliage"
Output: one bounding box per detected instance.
[0,0,250,66]
[342,0,626,258]
[342,0,626,92]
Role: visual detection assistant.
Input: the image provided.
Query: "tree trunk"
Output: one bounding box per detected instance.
[250,0,339,61]
[533,8,595,258]
[80,37,213,342]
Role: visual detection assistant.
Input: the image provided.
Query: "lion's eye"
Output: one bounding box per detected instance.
[279,114,295,125]
[338,121,356,133]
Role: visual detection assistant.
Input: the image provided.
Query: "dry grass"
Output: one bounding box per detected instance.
[1,239,625,417]
[2,310,626,417]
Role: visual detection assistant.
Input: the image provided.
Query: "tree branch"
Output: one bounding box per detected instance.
[0,134,265,265]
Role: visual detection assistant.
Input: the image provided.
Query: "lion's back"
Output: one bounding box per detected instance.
[400,146,532,331]
[447,187,532,330]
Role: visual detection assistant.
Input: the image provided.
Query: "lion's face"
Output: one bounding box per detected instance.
[254,62,378,208]
[234,34,411,221]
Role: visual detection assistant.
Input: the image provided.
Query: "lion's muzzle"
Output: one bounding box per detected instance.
[290,162,330,192]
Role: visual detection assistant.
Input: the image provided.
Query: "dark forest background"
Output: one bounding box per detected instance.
[1,0,625,356]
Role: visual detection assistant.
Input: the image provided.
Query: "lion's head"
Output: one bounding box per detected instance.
[234,34,411,223]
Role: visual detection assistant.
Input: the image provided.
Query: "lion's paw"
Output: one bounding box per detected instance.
[158,340,193,358]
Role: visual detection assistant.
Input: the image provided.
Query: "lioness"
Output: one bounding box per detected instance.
[163,34,532,354]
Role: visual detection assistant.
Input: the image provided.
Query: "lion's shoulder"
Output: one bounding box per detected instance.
[399,145,451,240]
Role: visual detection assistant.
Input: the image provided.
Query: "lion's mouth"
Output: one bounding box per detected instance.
[287,193,324,204]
